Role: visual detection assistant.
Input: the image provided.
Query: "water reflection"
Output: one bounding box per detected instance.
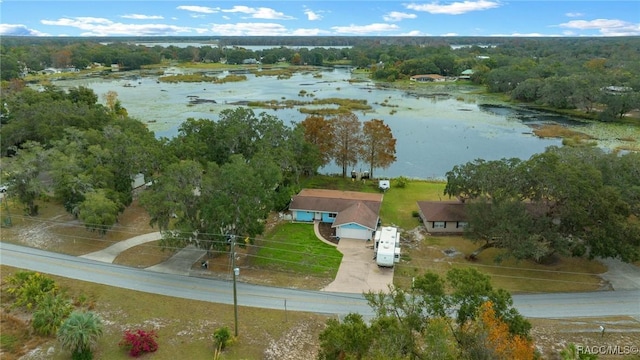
[49,68,562,179]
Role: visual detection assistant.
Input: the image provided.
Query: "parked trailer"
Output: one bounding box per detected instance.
[375,226,400,267]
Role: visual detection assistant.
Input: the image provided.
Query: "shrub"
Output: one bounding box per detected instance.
[6,271,57,310]
[394,176,409,188]
[213,326,232,350]
[32,292,73,336]
[119,329,159,357]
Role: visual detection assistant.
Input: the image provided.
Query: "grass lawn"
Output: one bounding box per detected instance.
[300,174,382,193]
[394,235,607,294]
[251,223,342,277]
[379,180,447,229]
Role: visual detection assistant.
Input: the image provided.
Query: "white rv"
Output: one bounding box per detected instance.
[375,226,400,267]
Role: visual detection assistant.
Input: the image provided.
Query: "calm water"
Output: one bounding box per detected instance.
[50,68,562,179]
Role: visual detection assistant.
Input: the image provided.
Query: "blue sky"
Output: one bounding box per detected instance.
[1,1,639,37]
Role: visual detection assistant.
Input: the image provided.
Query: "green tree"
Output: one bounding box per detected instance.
[444,148,640,262]
[2,141,49,215]
[78,189,120,235]
[57,311,104,360]
[141,154,278,252]
[200,154,276,245]
[360,119,397,178]
[139,160,205,249]
[539,76,575,109]
[318,268,531,359]
[318,313,372,360]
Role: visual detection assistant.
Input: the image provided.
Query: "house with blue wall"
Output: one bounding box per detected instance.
[289,189,383,240]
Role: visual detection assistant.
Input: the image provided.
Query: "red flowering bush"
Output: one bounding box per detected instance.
[118,329,159,357]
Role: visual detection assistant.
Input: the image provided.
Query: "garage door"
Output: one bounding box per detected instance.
[336,227,370,240]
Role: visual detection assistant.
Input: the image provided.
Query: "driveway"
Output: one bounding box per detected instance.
[598,257,640,290]
[322,238,394,294]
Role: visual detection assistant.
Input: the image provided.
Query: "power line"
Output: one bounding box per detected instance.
[2,212,614,284]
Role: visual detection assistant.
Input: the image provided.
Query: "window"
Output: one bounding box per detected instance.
[433,221,446,228]
[328,213,337,218]
[457,221,468,228]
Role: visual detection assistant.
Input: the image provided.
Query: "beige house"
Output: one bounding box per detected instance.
[410,74,446,82]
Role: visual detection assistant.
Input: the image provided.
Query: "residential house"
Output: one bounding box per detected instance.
[410,74,446,82]
[417,200,552,234]
[289,189,383,240]
[417,201,468,233]
[459,69,474,79]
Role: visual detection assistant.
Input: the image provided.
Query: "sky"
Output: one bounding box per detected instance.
[1,0,639,38]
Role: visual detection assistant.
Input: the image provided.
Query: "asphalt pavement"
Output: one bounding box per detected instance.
[2,242,639,320]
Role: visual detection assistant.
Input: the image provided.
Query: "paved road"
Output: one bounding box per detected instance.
[1,243,639,320]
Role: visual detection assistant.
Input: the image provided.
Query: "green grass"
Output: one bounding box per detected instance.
[379,180,447,229]
[301,174,382,192]
[252,223,342,276]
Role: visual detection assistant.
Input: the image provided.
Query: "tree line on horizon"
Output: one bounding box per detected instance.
[2,36,639,122]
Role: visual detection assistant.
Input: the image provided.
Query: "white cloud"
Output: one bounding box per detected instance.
[400,30,430,36]
[121,14,164,20]
[40,17,200,36]
[222,6,294,20]
[291,28,330,36]
[331,23,399,35]
[489,32,560,37]
[304,9,322,21]
[406,0,500,15]
[209,22,289,36]
[440,32,459,36]
[0,24,49,36]
[384,11,417,22]
[558,18,640,36]
[565,12,584,18]
[177,5,218,14]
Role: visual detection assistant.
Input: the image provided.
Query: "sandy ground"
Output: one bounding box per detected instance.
[5,213,640,359]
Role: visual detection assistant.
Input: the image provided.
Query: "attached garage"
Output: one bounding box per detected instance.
[289,189,383,241]
[335,223,374,240]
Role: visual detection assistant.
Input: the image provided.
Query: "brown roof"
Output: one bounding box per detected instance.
[295,189,382,202]
[417,201,467,222]
[332,202,379,230]
[290,189,382,229]
[410,74,445,80]
[417,201,551,222]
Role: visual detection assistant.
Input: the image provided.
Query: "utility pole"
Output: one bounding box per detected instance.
[231,235,239,337]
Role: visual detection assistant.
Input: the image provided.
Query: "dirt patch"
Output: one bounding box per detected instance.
[263,320,324,360]
[318,222,337,243]
[530,317,640,360]
[0,309,51,360]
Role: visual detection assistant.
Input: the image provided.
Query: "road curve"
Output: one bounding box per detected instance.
[1,242,638,320]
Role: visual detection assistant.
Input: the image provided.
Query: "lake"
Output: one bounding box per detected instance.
[50,67,564,179]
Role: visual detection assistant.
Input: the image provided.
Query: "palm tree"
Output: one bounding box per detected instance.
[57,311,104,360]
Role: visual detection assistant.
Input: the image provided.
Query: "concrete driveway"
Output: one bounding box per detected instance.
[322,238,394,294]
